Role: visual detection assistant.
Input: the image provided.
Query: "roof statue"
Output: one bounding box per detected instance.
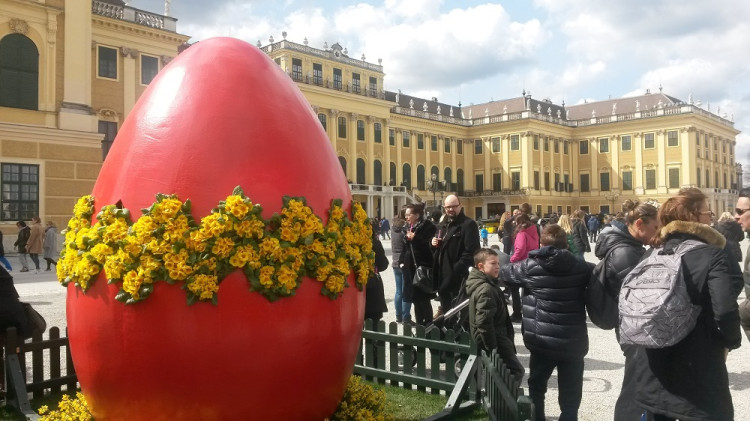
[635,100,640,111]
[449,107,454,117]
[423,102,428,112]
[409,99,414,109]
[436,105,441,115]
[612,103,617,115]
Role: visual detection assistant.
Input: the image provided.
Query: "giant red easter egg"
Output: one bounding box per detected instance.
[65,37,364,420]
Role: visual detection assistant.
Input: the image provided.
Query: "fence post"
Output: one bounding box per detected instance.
[517,395,534,421]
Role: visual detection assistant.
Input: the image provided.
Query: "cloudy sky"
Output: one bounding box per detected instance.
[130,0,750,173]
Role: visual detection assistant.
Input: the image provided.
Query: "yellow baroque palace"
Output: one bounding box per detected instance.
[264,38,741,220]
[0,1,741,237]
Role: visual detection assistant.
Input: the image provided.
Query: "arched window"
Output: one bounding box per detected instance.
[356,158,366,184]
[431,166,439,179]
[0,34,39,110]
[389,162,396,186]
[457,169,465,195]
[417,165,426,190]
[402,163,411,189]
[373,160,382,186]
[338,156,346,176]
[444,168,452,190]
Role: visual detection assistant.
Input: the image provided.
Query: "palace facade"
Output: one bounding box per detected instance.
[0,0,188,234]
[263,38,741,220]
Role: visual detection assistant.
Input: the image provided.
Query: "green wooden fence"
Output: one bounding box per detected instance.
[355,319,534,420]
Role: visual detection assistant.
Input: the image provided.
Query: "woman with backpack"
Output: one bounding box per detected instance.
[627,188,741,421]
[590,200,659,420]
[557,214,579,256]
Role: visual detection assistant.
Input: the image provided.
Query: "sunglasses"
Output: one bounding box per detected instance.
[736,208,750,216]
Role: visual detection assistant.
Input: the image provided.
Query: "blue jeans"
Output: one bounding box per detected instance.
[393,267,412,322]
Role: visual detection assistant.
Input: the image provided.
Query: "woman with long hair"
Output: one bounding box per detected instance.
[390,209,412,324]
[593,199,659,421]
[508,212,539,321]
[630,188,741,420]
[570,209,590,259]
[499,211,513,255]
[557,214,579,255]
[398,202,437,326]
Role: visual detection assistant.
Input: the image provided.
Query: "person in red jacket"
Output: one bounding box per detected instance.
[508,213,539,321]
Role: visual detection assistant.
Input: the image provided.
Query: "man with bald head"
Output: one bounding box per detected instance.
[431,195,481,315]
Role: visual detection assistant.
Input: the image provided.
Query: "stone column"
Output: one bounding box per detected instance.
[59,0,94,131]
[366,116,375,185]
[349,113,358,183]
[121,47,138,115]
[656,129,667,193]
[634,133,644,194]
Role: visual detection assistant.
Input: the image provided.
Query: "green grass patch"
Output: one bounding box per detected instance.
[367,381,487,421]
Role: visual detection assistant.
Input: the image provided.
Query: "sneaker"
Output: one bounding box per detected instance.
[396,317,403,323]
[45,268,51,271]
[433,306,443,319]
[34,269,39,274]
[20,268,29,272]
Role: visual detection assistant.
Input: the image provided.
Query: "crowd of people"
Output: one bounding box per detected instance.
[371,187,748,421]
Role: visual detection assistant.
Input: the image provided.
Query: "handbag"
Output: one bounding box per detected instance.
[22,302,47,338]
[410,244,435,294]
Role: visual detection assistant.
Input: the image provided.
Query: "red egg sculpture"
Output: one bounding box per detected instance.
[65,37,364,420]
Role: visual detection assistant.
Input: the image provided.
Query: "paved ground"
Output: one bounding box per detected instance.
[9,236,750,420]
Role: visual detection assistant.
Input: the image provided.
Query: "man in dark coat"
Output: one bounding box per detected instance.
[431,195,481,315]
[736,187,750,341]
[501,224,592,421]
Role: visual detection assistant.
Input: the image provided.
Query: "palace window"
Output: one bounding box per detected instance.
[534,171,540,190]
[140,54,159,85]
[510,135,520,151]
[356,158,366,184]
[352,73,361,93]
[417,133,424,150]
[333,68,342,89]
[402,131,410,148]
[98,45,117,79]
[621,135,632,151]
[313,63,323,85]
[431,136,438,151]
[493,173,502,192]
[338,117,347,138]
[564,141,569,155]
[99,120,118,160]
[668,168,680,188]
[600,172,610,191]
[374,123,382,143]
[474,139,483,154]
[356,120,365,141]
[622,171,633,191]
[369,77,377,96]
[645,169,656,189]
[292,58,302,81]
[579,140,588,155]
[544,172,550,191]
[491,137,500,153]
[544,138,549,152]
[0,34,38,110]
[475,173,484,192]
[599,138,609,153]
[644,133,655,149]
[318,113,326,130]
[457,140,463,154]
[511,171,520,190]
[533,135,539,150]
[667,130,678,147]
[1,163,38,221]
[554,140,560,153]
[444,138,451,153]
[580,174,590,193]
[389,129,395,146]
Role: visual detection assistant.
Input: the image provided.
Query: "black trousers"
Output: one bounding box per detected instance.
[528,353,584,421]
[614,344,643,421]
[509,286,522,316]
[412,298,433,326]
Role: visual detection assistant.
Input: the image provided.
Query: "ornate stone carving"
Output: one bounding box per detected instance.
[121,47,138,58]
[9,18,29,35]
[97,108,119,120]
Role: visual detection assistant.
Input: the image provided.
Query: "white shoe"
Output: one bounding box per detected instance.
[34,269,39,274]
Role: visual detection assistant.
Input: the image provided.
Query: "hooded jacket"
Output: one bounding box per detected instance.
[593,220,646,313]
[632,221,741,421]
[715,220,744,262]
[509,224,539,263]
[501,246,592,361]
[466,267,514,353]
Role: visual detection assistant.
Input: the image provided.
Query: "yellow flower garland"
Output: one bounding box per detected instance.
[58,186,374,304]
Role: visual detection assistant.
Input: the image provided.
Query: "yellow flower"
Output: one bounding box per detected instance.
[122,270,142,299]
[89,243,113,264]
[259,265,275,287]
[72,195,94,219]
[152,197,183,223]
[235,219,265,239]
[211,237,235,258]
[188,274,219,300]
[225,195,250,219]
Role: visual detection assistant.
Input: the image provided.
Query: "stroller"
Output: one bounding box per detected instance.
[397,283,471,375]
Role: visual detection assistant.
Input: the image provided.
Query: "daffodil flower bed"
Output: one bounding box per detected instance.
[58,186,374,304]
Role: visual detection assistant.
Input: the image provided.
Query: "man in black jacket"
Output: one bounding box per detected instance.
[431,195,481,315]
[734,187,750,341]
[501,224,592,421]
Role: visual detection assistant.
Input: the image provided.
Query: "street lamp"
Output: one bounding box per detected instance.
[603,189,621,214]
[428,173,444,207]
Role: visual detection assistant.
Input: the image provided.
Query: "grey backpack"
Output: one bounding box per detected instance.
[618,240,704,348]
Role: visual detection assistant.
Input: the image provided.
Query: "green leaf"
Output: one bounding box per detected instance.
[182,199,192,214]
[186,294,197,306]
[232,185,245,197]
